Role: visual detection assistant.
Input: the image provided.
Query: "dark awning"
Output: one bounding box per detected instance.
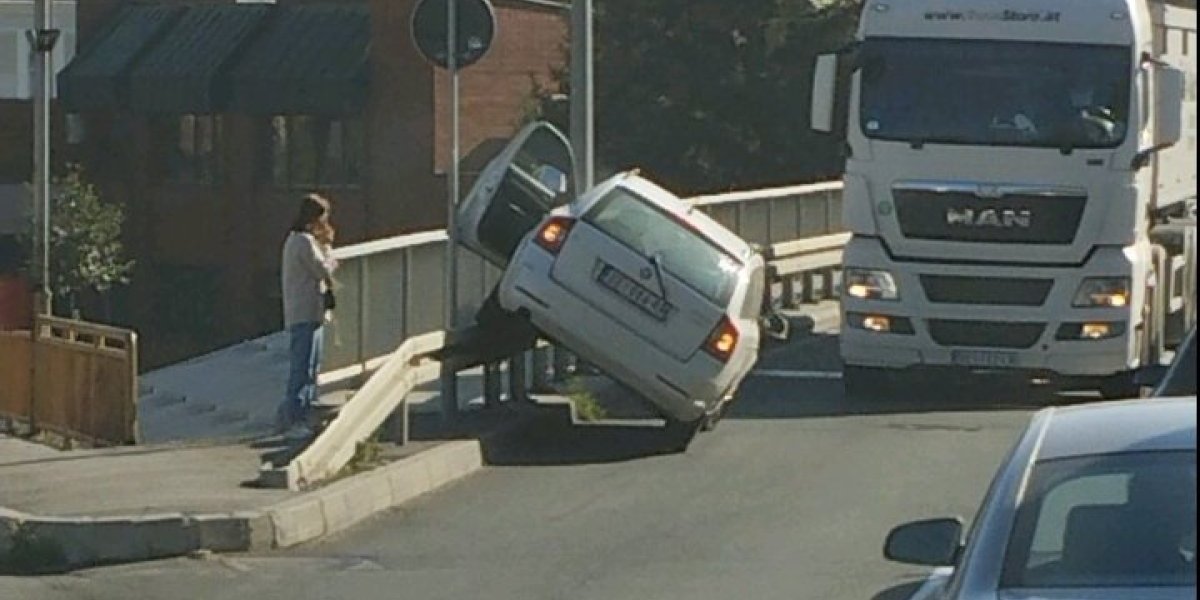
[229,5,370,116]
[57,5,183,112]
[126,4,270,114]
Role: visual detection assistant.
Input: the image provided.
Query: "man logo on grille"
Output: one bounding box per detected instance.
[946,208,1033,229]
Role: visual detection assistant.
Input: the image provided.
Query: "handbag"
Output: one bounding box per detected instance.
[323,289,337,311]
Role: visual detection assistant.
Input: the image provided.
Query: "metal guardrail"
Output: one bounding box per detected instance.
[269,181,847,490]
[321,180,845,384]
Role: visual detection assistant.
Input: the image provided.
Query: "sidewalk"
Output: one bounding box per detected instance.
[1,302,841,575]
[0,402,554,575]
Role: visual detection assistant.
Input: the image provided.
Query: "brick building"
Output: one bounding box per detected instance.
[50,0,567,367]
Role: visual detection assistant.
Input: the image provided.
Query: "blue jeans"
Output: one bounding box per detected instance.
[281,321,324,425]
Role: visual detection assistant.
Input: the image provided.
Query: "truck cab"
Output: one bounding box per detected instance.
[811,0,1197,397]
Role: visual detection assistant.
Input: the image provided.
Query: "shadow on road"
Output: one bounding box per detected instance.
[409,407,685,467]
[734,329,1093,420]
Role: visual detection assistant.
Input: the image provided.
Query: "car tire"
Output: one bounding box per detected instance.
[699,396,734,432]
[661,417,702,453]
[1099,370,1141,400]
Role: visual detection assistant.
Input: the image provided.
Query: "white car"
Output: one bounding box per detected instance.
[456,122,780,445]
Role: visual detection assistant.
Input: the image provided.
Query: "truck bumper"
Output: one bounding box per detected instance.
[841,237,1150,378]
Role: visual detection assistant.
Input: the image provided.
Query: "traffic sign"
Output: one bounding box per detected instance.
[411,0,496,70]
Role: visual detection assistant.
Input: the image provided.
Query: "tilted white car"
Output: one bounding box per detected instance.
[456,122,780,446]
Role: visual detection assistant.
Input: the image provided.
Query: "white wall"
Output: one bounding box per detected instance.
[0,1,76,100]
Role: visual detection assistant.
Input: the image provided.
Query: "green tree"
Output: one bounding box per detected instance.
[25,165,135,317]
[534,0,861,194]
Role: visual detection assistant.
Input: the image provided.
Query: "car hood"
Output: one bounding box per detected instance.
[998,587,1195,600]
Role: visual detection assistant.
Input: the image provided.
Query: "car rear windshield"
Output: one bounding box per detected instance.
[583,187,742,306]
[1001,450,1197,589]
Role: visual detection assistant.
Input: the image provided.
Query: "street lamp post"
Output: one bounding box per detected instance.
[29,0,58,316]
[440,0,462,421]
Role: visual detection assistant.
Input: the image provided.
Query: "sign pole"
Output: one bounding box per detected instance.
[570,0,594,191]
[439,0,461,422]
[30,0,56,316]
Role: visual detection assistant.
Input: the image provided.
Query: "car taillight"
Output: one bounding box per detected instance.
[704,316,739,363]
[533,216,575,255]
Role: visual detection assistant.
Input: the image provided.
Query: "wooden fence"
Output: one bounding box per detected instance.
[0,316,139,445]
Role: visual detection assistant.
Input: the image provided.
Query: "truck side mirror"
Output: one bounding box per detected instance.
[1153,65,1186,148]
[811,54,839,133]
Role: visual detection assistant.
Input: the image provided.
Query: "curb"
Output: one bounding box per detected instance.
[0,439,484,574]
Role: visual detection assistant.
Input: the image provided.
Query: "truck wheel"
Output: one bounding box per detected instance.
[843,366,896,400]
[661,417,702,453]
[1099,371,1141,400]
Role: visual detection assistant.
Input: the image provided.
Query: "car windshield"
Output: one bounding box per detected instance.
[1002,451,1197,589]
[584,186,742,306]
[859,38,1132,149]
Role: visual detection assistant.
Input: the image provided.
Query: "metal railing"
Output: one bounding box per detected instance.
[322,180,845,385]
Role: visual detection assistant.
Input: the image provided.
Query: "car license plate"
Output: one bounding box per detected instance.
[595,262,673,321]
[951,350,1017,368]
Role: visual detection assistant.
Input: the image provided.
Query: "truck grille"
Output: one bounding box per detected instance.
[893,188,1086,245]
[920,275,1053,306]
[928,319,1046,349]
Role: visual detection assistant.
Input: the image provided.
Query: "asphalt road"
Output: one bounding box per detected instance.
[3,331,1048,600]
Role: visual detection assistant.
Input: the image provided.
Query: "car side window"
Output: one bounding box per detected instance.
[1002,452,1197,589]
[1026,473,1129,566]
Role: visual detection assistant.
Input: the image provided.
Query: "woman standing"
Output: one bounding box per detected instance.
[278,194,339,437]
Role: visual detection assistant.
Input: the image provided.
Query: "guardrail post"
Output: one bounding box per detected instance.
[781,277,796,309]
[508,353,529,403]
[380,401,409,446]
[802,271,817,304]
[484,362,503,408]
[820,267,838,300]
[530,345,552,392]
[552,346,572,382]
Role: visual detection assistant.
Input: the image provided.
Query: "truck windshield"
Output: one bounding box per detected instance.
[859,38,1132,150]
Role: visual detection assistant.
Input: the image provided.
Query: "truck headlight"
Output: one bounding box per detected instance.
[1073,277,1131,308]
[845,268,900,301]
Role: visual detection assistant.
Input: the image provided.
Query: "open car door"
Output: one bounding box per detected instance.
[456,121,575,267]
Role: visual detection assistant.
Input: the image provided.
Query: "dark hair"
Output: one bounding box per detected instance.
[290,193,331,233]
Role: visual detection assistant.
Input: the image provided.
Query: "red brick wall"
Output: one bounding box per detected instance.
[433,5,568,175]
[59,0,568,366]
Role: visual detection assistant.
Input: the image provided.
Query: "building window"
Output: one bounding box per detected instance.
[267,115,364,188]
[155,115,224,185]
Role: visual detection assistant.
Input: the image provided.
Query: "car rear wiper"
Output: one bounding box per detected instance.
[649,252,669,301]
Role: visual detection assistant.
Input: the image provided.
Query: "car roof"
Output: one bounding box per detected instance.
[616,173,755,258]
[1034,397,1197,461]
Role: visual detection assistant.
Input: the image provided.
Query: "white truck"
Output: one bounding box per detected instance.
[810,0,1197,397]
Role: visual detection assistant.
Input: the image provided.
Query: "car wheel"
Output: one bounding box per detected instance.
[1099,370,1141,400]
[661,417,702,453]
[699,395,735,432]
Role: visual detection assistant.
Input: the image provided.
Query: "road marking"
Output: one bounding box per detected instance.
[752,369,844,380]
